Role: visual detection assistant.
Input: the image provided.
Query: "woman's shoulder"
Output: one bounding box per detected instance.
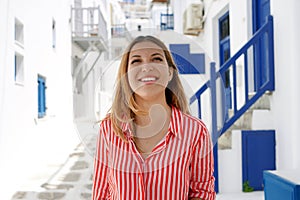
[98,114,113,133]
[181,111,208,130]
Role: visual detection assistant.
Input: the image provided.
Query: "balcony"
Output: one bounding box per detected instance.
[71,6,108,51]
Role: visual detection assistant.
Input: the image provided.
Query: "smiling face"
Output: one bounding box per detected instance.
[127,41,173,102]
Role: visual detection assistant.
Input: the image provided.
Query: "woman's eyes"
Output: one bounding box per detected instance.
[131,59,141,64]
[153,57,163,62]
[130,57,163,65]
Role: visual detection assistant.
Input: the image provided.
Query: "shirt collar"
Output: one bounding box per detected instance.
[120,106,183,140]
[120,119,133,140]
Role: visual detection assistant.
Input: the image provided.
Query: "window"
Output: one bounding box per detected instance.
[219,12,232,117]
[14,53,24,84]
[14,18,24,84]
[52,19,56,48]
[220,14,230,40]
[38,75,46,118]
[15,18,24,45]
[160,13,174,31]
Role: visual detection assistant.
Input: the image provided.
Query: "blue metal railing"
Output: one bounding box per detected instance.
[160,13,174,30]
[189,15,275,192]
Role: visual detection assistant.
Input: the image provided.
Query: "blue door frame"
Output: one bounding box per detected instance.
[253,0,270,90]
[219,12,231,121]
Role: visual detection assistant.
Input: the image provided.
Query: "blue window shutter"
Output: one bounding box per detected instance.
[38,76,46,118]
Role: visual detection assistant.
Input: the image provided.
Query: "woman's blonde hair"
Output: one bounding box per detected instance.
[109,35,189,140]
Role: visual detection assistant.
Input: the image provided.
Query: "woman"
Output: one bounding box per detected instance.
[92,35,215,200]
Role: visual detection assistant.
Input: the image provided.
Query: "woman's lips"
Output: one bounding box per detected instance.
[138,76,158,83]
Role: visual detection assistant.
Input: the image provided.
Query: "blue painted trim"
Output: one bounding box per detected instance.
[197,97,202,119]
[210,62,219,193]
[244,52,249,102]
[218,11,230,37]
[218,21,270,74]
[252,0,270,91]
[190,81,209,104]
[264,171,300,200]
[220,80,270,135]
[252,0,258,34]
[267,16,275,90]
[219,12,231,120]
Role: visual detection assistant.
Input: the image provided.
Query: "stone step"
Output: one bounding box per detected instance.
[218,92,273,149]
[249,92,271,110]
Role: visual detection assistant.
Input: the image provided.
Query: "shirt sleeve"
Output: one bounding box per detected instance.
[92,121,110,200]
[189,124,216,200]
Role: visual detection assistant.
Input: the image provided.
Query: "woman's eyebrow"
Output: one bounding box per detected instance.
[151,53,164,57]
[130,55,141,59]
[129,52,163,59]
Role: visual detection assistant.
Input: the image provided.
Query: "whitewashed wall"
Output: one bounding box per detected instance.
[0,0,80,199]
[271,0,300,170]
[170,0,300,191]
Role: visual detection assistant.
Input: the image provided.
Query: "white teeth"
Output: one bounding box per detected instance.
[140,77,156,82]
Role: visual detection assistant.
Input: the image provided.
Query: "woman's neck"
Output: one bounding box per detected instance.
[132,94,171,140]
[134,94,171,126]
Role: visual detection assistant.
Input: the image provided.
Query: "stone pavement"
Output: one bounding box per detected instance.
[11,133,97,200]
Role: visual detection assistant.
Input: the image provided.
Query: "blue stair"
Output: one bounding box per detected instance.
[169,44,205,74]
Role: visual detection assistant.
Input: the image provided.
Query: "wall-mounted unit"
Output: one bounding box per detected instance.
[183,2,204,35]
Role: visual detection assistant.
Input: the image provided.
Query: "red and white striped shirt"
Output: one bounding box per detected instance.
[92,107,215,200]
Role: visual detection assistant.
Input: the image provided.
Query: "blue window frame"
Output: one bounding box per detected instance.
[38,75,46,118]
[219,12,231,120]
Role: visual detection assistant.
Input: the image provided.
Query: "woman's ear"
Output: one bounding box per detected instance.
[168,67,174,81]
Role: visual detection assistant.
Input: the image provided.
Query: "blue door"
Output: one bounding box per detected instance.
[242,130,276,191]
[219,12,231,120]
[253,0,270,90]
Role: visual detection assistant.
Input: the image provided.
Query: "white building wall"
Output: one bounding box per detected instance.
[192,0,300,170]
[292,0,300,169]
[170,0,300,191]
[271,0,300,170]
[0,0,80,199]
[173,0,199,35]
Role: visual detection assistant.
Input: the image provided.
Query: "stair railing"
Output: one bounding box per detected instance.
[190,15,274,140]
[189,15,275,192]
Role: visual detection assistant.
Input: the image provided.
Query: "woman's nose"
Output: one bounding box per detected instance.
[141,64,153,72]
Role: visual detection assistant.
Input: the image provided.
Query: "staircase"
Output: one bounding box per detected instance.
[219,92,272,149]
[71,6,108,93]
[218,92,275,193]
[189,15,275,193]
